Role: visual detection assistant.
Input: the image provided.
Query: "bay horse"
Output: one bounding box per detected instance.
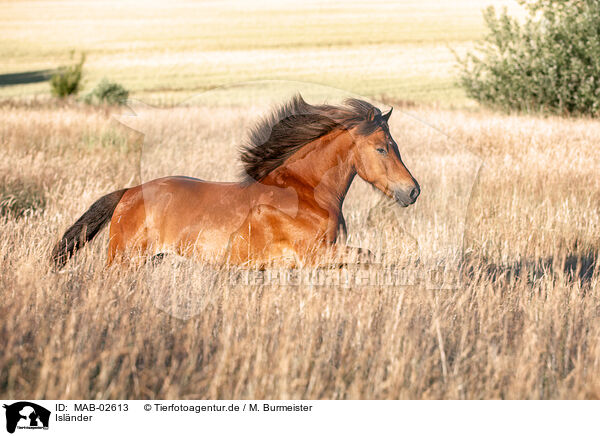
[51,95,420,268]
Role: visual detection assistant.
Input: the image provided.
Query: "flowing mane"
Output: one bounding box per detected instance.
[240,94,385,182]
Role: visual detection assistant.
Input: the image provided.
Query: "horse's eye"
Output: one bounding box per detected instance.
[376,147,387,155]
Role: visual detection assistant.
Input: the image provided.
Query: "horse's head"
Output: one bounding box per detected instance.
[350,106,420,207]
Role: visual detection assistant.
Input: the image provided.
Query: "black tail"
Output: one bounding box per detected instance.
[51,188,128,269]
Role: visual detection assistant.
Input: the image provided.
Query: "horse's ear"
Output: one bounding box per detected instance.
[366,107,380,123]
[382,107,393,122]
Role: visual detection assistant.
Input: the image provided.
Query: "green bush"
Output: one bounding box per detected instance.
[457,0,600,116]
[86,78,129,105]
[50,52,85,98]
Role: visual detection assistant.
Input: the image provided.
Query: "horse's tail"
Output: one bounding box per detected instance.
[51,188,128,269]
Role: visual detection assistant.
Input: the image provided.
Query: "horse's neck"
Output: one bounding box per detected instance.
[263,129,357,214]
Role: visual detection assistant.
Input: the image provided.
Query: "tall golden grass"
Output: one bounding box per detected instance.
[1,99,599,399]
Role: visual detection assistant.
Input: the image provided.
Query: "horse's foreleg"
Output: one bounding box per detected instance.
[329,245,375,264]
[226,204,301,267]
[304,244,375,268]
[227,205,375,268]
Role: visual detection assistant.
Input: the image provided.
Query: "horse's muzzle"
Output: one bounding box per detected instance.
[393,184,420,207]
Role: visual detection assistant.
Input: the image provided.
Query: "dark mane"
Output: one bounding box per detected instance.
[240,94,385,182]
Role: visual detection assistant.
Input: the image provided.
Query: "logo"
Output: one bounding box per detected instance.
[2,402,50,434]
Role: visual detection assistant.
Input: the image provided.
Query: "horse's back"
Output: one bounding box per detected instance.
[108,175,303,263]
[108,176,250,261]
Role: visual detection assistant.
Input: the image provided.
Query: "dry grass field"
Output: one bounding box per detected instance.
[1,0,599,401]
[1,93,599,399]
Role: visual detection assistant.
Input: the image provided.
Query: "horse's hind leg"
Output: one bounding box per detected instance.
[106,187,152,267]
[106,224,146,266]
[107,227,126,266]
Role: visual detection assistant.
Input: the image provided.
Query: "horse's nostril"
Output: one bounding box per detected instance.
[410,187,420,201]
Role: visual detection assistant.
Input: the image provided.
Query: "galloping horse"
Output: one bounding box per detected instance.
[51,95,420,268]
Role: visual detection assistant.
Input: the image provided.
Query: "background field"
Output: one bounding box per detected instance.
[1,0,599,399]
[1,0,522,104]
